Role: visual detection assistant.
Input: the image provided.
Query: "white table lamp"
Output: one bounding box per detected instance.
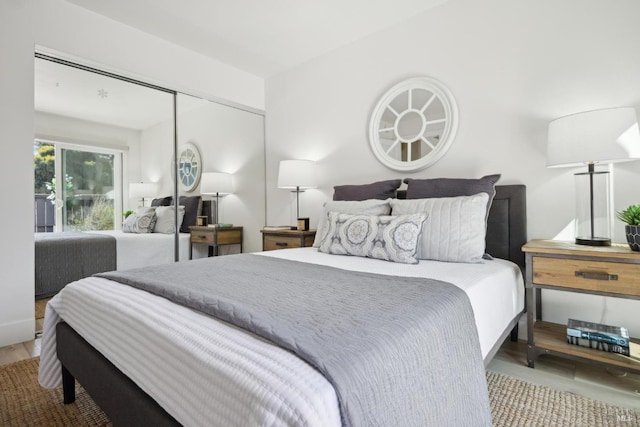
[547,107,640,245]
[277,159,317,219]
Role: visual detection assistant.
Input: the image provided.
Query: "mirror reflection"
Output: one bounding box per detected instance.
[33,56,265,313]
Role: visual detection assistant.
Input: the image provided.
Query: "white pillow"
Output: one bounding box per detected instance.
[389,193,489,263]
[122,207,157,234]
[313,199,392,247]
[318,212,427,264]
[153,206,186,234]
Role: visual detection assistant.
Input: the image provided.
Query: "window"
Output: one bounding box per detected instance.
[34,140,124,232]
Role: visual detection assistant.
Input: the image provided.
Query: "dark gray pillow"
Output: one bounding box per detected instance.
[151,196,173,207]
[172,195,202,233]
[403,174,501,219]
[333,179,401,201]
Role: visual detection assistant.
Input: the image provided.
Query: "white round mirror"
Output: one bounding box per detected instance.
[368,77,459,171]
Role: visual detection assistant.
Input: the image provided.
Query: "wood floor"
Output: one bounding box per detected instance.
[2,306,639,411]
[488,340,640,410]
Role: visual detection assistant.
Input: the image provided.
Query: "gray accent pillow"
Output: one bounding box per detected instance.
[153,206,185,234]
[333,179,401,201]
[151,196,173,207]
[122,207,157,234]
[390,193,489,263]
[313,199,392,247]
[318,212,427,264]
[172,195,202,233]
[403,174,500,220]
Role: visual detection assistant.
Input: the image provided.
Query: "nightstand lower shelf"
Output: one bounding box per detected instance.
[528,321,640,374]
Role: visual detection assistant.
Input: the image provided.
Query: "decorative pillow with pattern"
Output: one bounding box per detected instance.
[390,193,489,263]
[318,212,427,264]
[122,207,157,233]
[313,199,392,247]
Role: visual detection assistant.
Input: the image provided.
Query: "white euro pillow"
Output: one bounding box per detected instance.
[390,193,489,263]
[153,206,186,234]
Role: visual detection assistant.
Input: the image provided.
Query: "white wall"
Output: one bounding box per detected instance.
[0,0,264,347]
[140,95,266,253]
[265,0,640,335]
[0,1,36,347]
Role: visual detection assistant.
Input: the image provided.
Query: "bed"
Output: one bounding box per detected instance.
[34,231,191,299]
[87,231,191,270]
[39,184,527,426]
[34,199,211,299]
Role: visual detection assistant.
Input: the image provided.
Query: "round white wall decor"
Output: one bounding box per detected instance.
[368,77,459,172]
[177,142,202,192]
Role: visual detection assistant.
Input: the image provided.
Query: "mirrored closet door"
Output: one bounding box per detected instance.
[34,55,175,236]
[34,54,266,272]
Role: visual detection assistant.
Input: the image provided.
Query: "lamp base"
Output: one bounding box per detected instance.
[575,237,611,246]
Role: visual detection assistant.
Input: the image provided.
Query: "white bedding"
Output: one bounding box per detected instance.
[89,230,191,270]
[39,248,524,427]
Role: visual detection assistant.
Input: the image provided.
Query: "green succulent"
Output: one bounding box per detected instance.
[616,204,640,225]
[123,209,135,219]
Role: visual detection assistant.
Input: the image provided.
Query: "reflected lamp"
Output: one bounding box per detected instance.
[129,182,158,207]
[200,172,233,225]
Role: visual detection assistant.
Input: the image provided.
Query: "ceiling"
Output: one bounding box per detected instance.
[35,58,207,131]
[37,1,448,130]
[64,0,449,77]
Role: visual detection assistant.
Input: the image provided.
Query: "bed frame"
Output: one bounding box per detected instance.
[56,184,527,425]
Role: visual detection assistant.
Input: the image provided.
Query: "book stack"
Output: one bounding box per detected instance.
[566,319,630,356]
[263,225,296,231]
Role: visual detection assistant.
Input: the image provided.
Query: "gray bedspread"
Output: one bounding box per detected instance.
[35,232,116,299]
[97,254,492,426]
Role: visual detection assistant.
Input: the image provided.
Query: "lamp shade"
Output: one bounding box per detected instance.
[200,172,233,195]
[546,107,640,168]
[129,182,158,198]
[277,160,317,189]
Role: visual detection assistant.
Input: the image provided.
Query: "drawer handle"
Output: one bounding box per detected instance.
[275,242,288,247]
[197,235,207,239]
[575,271,618,281]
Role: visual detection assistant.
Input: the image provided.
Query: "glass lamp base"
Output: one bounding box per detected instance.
[575,237,611,246]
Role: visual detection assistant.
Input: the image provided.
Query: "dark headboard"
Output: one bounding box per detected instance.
[396,185,527,268]
[485,185,527,268]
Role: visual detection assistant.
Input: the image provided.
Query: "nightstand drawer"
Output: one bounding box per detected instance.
[217,230,243,245]
[191,231,214,244]
[263,235,302,250]
[532,256,640,296]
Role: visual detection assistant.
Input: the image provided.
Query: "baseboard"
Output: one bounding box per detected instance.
[0,318,35,347]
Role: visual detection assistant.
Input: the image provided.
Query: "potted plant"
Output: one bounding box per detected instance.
[616,204,640,251]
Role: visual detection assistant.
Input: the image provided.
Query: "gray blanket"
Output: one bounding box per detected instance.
[35,232,116,299]
[97,254,492,426]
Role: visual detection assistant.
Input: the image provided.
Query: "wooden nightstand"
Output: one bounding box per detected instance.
[522,239,640,374]
[190,226,243,257]
[261,229,316,251]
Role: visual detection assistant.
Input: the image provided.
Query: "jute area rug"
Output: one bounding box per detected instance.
[1,358,639,426]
